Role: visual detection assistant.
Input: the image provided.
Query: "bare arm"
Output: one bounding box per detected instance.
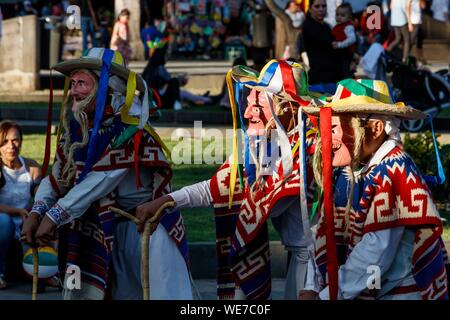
[0,204,27,217]
[25,158,42,195]
[406,0,413,31]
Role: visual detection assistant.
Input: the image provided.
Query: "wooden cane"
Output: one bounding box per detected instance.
[22,212,39,301]
[31,246,39,301]
[110,201,175,300]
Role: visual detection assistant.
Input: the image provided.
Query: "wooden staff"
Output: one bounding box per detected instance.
[21,212,39,301]
[31,246,39,301]
[110,201,175,300]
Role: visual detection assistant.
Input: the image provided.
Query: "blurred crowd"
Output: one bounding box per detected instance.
[0,0,448,80]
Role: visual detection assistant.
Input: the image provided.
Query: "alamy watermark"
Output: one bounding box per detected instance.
[66,5,81,30]
[366,5,382,30]
[366,265,381,290]
[65,265,81,290]
[169,121,286,173]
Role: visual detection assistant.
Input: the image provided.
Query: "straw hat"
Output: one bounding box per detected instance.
[302,79,426,119]
[231,59,310,103]
[52,48,147,93]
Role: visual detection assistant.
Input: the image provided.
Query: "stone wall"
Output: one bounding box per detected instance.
[0,15,39,92]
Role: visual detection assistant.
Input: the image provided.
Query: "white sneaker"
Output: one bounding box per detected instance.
[173,100,183,111]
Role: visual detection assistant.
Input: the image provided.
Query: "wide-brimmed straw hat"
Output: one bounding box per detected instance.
[302,79,426,119]
[52,48,147,93]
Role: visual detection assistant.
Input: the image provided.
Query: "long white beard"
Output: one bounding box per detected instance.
[60,90,97,187]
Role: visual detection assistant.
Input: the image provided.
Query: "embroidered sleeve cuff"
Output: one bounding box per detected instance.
[30,200,49,217]
[46,204,72,227]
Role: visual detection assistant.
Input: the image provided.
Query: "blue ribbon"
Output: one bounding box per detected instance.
[241,61,278,88]
[78,49,114,182]
[424,115,446,186]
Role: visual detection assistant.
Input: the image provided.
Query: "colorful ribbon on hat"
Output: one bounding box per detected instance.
[265,91,293,180]
[78,48,114,182]
[226,69,240,208]
[117,71,170,158]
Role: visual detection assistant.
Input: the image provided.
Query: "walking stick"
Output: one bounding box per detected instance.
[22,212,39,300]
[110,201,175,300]
[31,246,39,301]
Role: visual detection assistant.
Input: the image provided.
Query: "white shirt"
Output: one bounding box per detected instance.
[325,0,343,27]
[390,0,408,27]
[334,24,357,48]
[0,157,33,238]
[285,9,306,28]
[410,0,423,24]
[431,0,449,22]
[170,179,307,247]
[34,167,153,227]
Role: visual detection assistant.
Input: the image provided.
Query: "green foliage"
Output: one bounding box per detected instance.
[403,131,450,203]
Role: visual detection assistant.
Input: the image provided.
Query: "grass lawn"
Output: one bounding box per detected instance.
[20,133,450,242]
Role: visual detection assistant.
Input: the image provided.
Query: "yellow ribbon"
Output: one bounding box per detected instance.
[120,71,171,158]
[226,70,239,209]
[291,128,317,157]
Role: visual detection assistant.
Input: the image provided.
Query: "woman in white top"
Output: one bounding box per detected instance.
[0,121,41,289]
[387,0,412,62]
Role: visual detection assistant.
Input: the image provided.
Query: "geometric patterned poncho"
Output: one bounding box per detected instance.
[209,133,316,300]
[33,111,189,299]
[315,145,450,300]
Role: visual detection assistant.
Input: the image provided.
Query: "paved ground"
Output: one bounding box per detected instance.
[0,278,286,300]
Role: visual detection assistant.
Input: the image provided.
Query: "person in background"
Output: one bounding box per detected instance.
[431,0,449,22]
[40,2,52,16]
[51,0,63,16]
[110,9,133,65]
[286,1,306,28]
[302,0,342,85]
[142,36,211,110]
[407,0,426,62]
[359,1,386,53]
[386,0,411,63]
[325,0,343,26]
[79,0,99,52]
[284,1,307,60]
[0,121,41,289]
[23,1,38,16]
[332,3,357,78]
[141,18,165,59]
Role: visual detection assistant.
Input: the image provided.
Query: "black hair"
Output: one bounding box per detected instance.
[337,3,353,16]
[0,121,23,189]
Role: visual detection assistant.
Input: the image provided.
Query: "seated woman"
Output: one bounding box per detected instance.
[0,121,41,289]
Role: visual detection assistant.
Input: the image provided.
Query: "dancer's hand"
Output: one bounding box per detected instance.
[136,195,174,234]
[35,215,57,246]
[298,290,319,300]
[21,212,41,244]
